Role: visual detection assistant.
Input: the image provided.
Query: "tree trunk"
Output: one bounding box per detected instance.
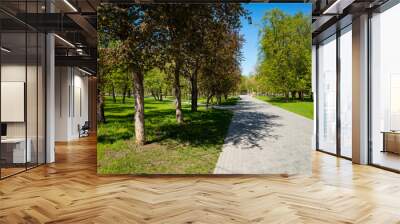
[217,95,222,105]
[97,88,106,123]
[164,88,169,98]
[159,88,163,101]
[190,71,198,112]
[132,71,145,145]
[112,85,116,103]
[122,84,128,104]
[127,88,131,98]
[285,92,289,102]
[151,90,157,101]
[206,94,213,109]
[224,94,228,101]
[174,63,183,124]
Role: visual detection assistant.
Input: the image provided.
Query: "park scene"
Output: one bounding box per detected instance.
[97,3,312,174]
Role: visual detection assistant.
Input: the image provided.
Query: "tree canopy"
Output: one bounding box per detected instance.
[255,9,311,100]
[98,3,247,144]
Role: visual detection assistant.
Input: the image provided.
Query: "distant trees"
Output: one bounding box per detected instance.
[98,3,246,145]
[239,75,258,95]
[144,68,168,101]
[255,9,311,101]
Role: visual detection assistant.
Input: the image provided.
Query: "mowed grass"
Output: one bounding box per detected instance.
[256,95,314,119]
[97,96,235,174]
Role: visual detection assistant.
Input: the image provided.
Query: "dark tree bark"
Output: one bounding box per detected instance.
[164,88,169,98]
[132,70,145,145]
[151,90,157,101]
[112,85,116,103]
[217,95,222,105]
[122,83,128,104]
[190,70,198,112]
[159,88,163,101]
[97,88,106,123]
[206,94,213,109]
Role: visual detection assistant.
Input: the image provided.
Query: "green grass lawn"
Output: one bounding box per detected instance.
[256,95,314,119]
[97,96,235,174]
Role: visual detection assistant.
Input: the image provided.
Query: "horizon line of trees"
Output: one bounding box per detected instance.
[98,4,247,145]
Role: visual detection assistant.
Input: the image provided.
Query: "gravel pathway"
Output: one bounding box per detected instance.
[214,95,313,175]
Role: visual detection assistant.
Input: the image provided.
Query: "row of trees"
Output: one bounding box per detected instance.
[98,4,246,145]
[245,9,311,101]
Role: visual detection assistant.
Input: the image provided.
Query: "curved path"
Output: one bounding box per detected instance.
[214,95,313,175]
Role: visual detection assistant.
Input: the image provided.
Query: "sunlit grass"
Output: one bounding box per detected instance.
[256,95,314,119]
[97,96,235,174]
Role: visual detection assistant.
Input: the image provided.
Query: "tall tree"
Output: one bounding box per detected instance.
[257,9,311,101]
[159,5,193,123]
[97,48,110,123]
[159,3,246,117]
[98,4,166,145]
[201,27,244,106]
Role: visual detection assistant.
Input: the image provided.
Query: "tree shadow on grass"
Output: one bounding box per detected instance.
[104,105,158,114]
[98,107,232,148]
[97,121,134,144]
[98,110,173,144]
[146,109,232,148]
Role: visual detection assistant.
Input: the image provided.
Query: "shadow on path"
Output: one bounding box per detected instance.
[215,95,313,174]
[222,98,282,150]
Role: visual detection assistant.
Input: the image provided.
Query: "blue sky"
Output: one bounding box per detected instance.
[239,3,311,76]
